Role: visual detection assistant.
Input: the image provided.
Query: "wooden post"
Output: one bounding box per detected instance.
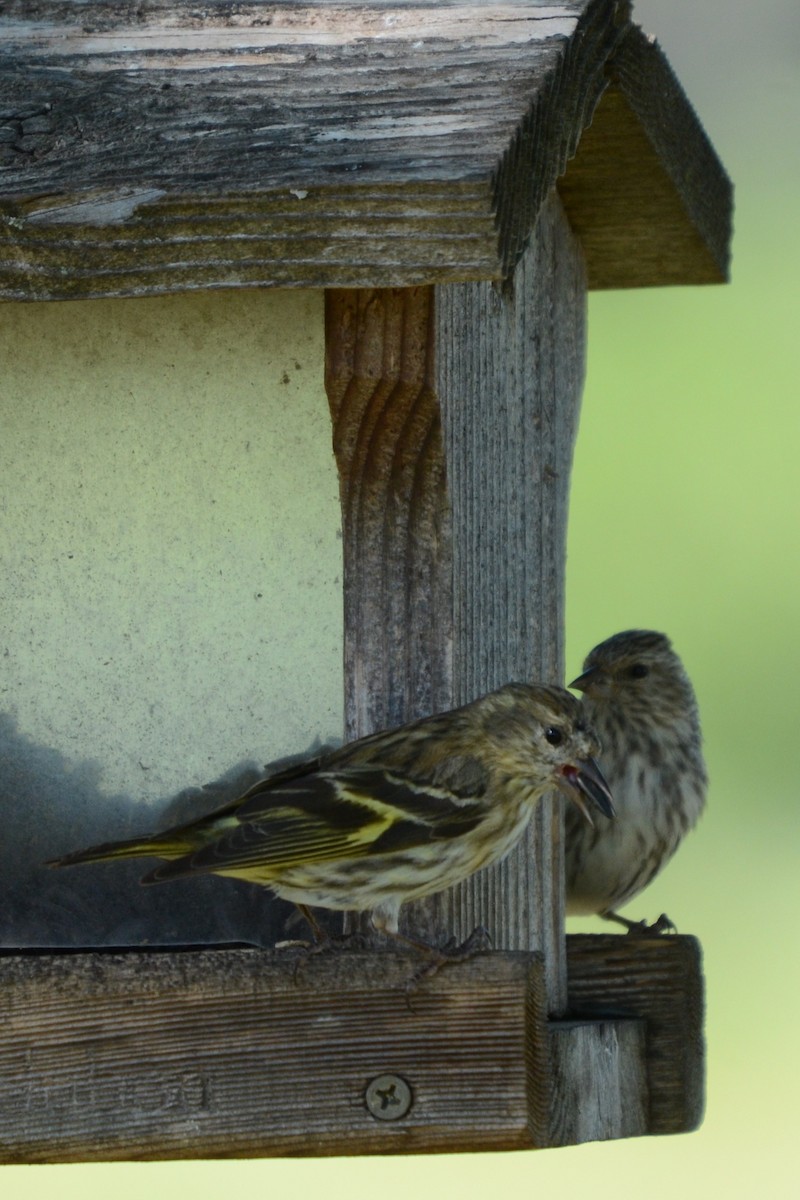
[325,284,451,738]
[325,191,586,1011]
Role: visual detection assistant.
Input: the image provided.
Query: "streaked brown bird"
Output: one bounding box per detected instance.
[49,683,613,951]
[565,630,707,931]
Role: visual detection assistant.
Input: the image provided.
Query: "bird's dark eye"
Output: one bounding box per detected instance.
[628,663,649,679]
[545,727,564,746]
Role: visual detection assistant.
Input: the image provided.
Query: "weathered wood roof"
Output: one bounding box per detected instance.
[0,0,732,300]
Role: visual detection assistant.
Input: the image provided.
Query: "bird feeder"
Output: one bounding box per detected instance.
[0,0,730,1162]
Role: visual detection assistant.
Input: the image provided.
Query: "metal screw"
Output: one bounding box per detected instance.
[365,1073,413,1121]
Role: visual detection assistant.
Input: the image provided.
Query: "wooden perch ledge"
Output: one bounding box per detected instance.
[0,936,703,1162]
[0,0,731,299]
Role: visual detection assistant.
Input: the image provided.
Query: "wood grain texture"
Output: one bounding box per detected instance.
[0,948,550,1162]
[0,937,701,1160]
[0,0,617,298]
[548,1017,648,1145]
[432,190,586,1009]
[325,285,452,741]
[324,193,585,1014]
[557,24,733,287]
[0,1,732,298]
[566,934,705,1134]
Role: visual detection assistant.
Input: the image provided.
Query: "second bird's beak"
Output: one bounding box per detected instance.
[558,757,615,825]
[570,665,612,700]
[569,666,595,691]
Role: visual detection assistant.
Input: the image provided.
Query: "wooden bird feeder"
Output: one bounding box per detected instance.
[0,0,730,1162]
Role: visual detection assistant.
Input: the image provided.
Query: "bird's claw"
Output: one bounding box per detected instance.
[604,910,677,936]
[642,912,677,936]
[276,928,370,981]
[403,925,493,993]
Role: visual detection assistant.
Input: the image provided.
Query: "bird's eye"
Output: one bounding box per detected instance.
[545,727,564,746]
[628,663,649,679]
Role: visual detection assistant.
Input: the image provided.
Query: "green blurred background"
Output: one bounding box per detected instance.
[4,0,798,1196]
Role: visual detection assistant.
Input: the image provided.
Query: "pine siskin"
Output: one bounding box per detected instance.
[564,630,707,931]
[49,683,613,947]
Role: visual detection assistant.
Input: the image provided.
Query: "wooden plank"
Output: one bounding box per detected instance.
[0,944,666,1161]
[558,24,733,287]
[566,934,705,1133]
[0,182,503,298]
[0,1,733,299]
[0,0,618,299]
[548,1017,648,1145]
[324,191,585,1012]
[0,2,605,208]
[0,948,551,1162]
[0,936,703,1159]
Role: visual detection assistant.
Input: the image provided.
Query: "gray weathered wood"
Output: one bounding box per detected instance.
[0,948,551,1162]
[548,1018,648,1145]
[0,1,731,299]
[557,24,733,287]
[566,934,705,1134]
[0,936,703,1160]
[325,284,452,740]
[432,190,586,1009]
[324,191,585,1013]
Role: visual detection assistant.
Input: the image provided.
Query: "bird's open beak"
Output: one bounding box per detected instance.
[558,757,615,825]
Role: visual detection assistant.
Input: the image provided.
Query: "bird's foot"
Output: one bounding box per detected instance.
[277,905,372,978]
[603,910,677,936]
[437,925,493,958]
[278,928,370,981]
[399,925,493,992]
[275,930,369,954]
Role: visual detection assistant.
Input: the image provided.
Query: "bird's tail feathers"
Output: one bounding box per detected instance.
[46,834,179,870]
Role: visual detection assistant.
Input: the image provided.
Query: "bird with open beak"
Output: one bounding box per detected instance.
[50,682,614,956]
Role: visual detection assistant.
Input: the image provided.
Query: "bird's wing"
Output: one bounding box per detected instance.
[327,726,493,801]
[143,765,486,884]
[428,753,490,797]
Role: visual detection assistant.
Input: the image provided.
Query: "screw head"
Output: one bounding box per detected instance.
[365,1073,413,1121]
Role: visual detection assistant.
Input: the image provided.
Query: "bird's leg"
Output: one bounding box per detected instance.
[298,903,328,943]
[435,926,493,958]
[276,907,373,982]
[273,903,325,951]
[276,905,369,962]
[602,910,677,936]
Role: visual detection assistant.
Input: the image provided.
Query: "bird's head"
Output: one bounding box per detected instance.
[570,629,696,725]
[477,683,614,825]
